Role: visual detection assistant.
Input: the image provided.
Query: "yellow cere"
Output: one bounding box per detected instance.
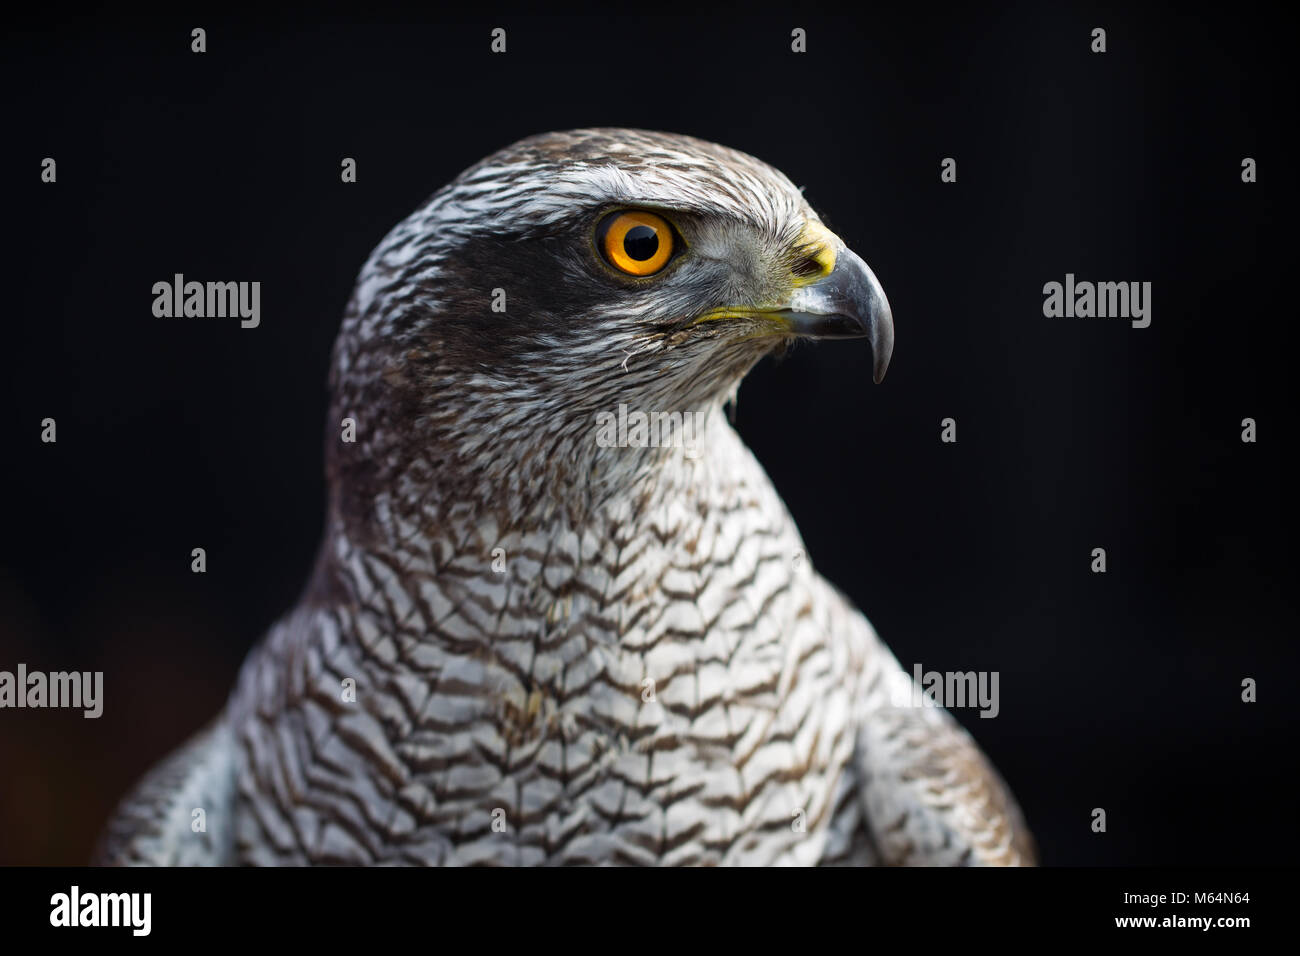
[790,220,838,285]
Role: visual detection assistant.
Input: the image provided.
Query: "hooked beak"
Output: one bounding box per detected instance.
[690,242,895,384]
[774,246,894,383]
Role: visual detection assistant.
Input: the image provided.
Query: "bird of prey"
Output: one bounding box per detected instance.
[98,128,1034,866]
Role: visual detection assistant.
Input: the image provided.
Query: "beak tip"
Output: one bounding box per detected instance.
[871,305,894,384]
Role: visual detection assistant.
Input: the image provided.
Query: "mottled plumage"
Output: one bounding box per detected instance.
[98,129,1033,866]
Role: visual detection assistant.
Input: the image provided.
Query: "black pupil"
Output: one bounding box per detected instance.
[623,225,660,261]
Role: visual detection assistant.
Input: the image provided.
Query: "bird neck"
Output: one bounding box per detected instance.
[305,401,782,637]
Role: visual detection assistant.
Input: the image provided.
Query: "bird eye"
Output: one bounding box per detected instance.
[596,210,675,276]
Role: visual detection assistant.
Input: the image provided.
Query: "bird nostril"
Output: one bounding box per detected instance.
[792,254,824,279]
[790,240,835,281]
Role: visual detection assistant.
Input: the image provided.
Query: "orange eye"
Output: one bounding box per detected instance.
[597,211,675,276]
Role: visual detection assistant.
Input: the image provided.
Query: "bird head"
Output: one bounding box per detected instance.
[328,129,892,517]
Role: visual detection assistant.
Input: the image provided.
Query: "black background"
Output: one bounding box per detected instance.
[1,3,1294,866]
